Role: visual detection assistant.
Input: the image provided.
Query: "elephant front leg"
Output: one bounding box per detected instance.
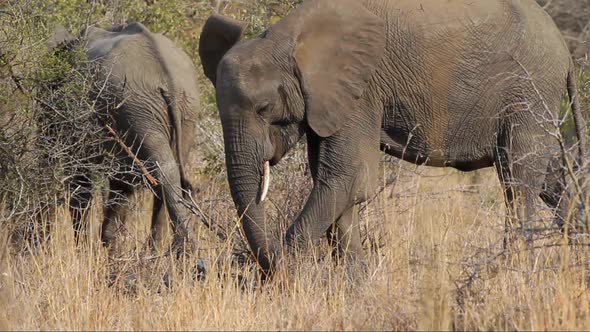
[327,204,364,262]
[286,125,380,256]
[306,131,367,261]
[285,169,375,255]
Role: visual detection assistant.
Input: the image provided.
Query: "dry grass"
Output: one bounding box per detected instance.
[1,162,589,331]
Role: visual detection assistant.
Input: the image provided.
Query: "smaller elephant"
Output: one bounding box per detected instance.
[50,22,200,252]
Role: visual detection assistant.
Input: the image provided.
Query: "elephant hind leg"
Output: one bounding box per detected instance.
[149,178,194,255]
[149,188,170,253]
[495,147,534,249]
[101,179,134,251]
[180,177,194,200]
[539,155,570,230]
[539,154,588,233]
[141,145,194,256]
[494,120,551,249]
[68,172,93,244]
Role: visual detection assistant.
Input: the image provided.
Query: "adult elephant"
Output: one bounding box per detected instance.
[199,0,585,276]
[52,22,200,253]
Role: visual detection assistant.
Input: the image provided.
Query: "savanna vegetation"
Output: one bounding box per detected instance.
[0,0,589,330]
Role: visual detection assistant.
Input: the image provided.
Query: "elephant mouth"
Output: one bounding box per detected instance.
[269,155,281,166]
[258,160,270,203]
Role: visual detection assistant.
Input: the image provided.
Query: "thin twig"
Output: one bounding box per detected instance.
[102,124,158,186]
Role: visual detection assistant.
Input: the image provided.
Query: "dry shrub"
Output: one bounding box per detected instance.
[0,8,112,248]
[537,0,590,58]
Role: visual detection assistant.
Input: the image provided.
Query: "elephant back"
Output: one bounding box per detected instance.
[83,22,201,117]
[83,23,201,168]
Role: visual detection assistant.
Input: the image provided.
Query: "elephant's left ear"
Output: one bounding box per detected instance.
[199,15,248,87]
[290,0,386,138]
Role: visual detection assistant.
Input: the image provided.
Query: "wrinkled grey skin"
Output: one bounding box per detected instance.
[199,0,585,276]
[56,23,200,251]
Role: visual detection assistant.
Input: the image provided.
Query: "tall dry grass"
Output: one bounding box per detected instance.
[1,162,589,331]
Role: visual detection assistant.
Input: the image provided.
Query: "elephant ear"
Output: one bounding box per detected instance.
[290,0,386,138]
[199,14,248,87]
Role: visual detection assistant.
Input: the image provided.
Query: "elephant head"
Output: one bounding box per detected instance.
[47,26,77,50]
[199,0,385,275]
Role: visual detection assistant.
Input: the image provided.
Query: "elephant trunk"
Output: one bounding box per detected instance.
[224,135,277,276]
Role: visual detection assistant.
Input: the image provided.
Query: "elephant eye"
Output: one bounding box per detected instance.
[256,102,274,117]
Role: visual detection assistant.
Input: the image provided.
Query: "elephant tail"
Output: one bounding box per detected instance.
[567,69,586,169]
[160,88,193,196]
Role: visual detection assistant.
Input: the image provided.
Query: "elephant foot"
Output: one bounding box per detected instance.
[192,258,208,281]
[102,237,125,260]
[567,205,589,235]
[341,254,369,285]
[170,235,197,258]
[106,268,138,294]
[155,258,207,293]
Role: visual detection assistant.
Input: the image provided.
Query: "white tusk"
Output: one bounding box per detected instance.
[260,161,270,203]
